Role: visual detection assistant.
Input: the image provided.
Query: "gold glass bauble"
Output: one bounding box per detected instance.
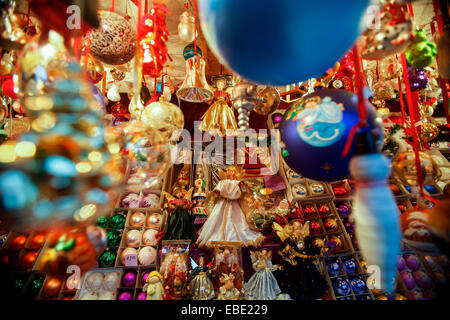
[141,100,184,141]
[420,122,439,143]
[129,211,145,227]
[254,86,280,115]
[120,247,138,265]
[124,229,141,247]
[377,107,390,119]
[391,151,441,186]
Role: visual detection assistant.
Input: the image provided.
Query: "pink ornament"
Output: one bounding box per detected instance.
[409,289,424,300]
[136,292,147,300]
[412,271,432,289]
[117,291,133,300]
[397,256,406,271]
[122,271,137,287]
[141,271,150,285]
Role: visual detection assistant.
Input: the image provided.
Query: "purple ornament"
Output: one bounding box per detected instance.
[122,271,137,287]
[136,292,147,300]
[141,271,150,285]
[404,254,421,270]
[337,204,350,217]
[117,291,133,300]
[407,65,428,91]
[272,112,283,124]
[400,271,416,290]
[412,271,432,289]
[397,256,406,271]
[409,289,423,300]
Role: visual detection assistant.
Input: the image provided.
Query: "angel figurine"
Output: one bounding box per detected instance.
[243,249,281,300]
[213,248,243,291]
[196,165,264,247]
[187,256,216,300]
[143,271,165,300]
[272,221,328,300]
[217,273,241,300]
[162,186,197,242]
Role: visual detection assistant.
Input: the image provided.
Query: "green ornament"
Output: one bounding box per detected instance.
[106,229,121,247]
[405,29,437,69]
[98,250,117,268]
[96,216,109,229]
[109,213,126,229]
[14,279,24,290]
[282,149,290,157]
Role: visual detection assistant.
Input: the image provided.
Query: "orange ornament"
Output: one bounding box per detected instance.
[20,251,38,269]
[43,277,62,297]
[9,235,27,251]
[30,233,46,249]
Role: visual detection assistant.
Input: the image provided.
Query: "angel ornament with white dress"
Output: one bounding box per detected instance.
[243,249,282,300]
[196,166,264,247]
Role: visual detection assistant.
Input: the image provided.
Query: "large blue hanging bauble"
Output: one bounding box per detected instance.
[198,0,369,85]
[279,89,382,182]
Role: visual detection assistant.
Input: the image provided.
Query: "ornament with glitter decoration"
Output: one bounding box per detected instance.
[89,11,136,65]
[141,100,184,141]
[405,29,437,69]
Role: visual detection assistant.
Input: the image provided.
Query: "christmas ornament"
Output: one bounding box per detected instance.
[103,271,120,291]
[333,278,351,296]
[85,272,103,291]
[43,277,62,296]
[361,1,413,60]
[420,122,439,143]
[98,249,116,268]
[324,218,338,233]
[146,213,162,229]
[279,89,382,181]
[2,78,17,99]
[111,101,128,117]
[96,216,109,229]
[138,246,156,265]
[138,4,169,77]
[231,81,261,131]
[408,65,428,91]
[343,259,356,275]
[350,277,366,294]
[391,151,440,186]
[85,225,107,254]
[254,86,280,115]
[81,54,104,83]
[125,229,141,247]
[405,29,437,69]
[20,251,38,269]
[183,43,202,60]
[109,213,126,229]
[142,229,158,245]
[9,234,27,250]
[198,0,369,85]
[327,260,341,277]
[120,247,138,265]
[129,211,145,227]
[177,55,214,103]
[141,101,184,141]
[106,229,121,247]
[178,11,197,43]
[30,233,46,249]
[89,11,136,65]
[110,68,125,81]
[107,83,121,102]
[118,291,133,300]
[122,271,137,287]
[372,81,396,100]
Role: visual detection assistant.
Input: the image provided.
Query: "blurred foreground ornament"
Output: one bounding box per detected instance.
[89,11,136,65]
[350,130,401,292]
[178,11,196,43]
[391,151,440,186]
[198,0,369,85]
[38,227,98,277]
[109,119,171,189]
[107,83,121,102]
[405,29,437,69]
[141,100,184,141]
[361,1,413,60]
[177,55,214,103]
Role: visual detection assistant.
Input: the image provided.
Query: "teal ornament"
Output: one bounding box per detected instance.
[183,43,202,60]
[109,213,126,229]
[96,216,109,228]
[98,249,117,268]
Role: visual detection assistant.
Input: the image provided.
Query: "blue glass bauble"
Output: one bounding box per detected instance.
[424,185,438,194]
[327,260,341,277]
[350,277,366,295]
[343,259,356,275]
[279,89,383,181]
[198,0,369,85]
[334,278,351,296]
[183,44,202,60]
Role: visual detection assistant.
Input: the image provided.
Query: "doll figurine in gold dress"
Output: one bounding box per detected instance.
[196,166,264,247]
[200,78,238,136]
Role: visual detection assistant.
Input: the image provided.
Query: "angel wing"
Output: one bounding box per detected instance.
[190,257,198,269]
[272,222,293,242]
[249,250,258,264]
[163,191,175,203]
[184,187,194,201]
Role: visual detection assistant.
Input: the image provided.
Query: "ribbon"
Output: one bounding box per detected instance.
[110,0,115,12]
[341,46,367,158]
[194,0,198,57]
[400,53,437,203]
[397,74,407,128]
